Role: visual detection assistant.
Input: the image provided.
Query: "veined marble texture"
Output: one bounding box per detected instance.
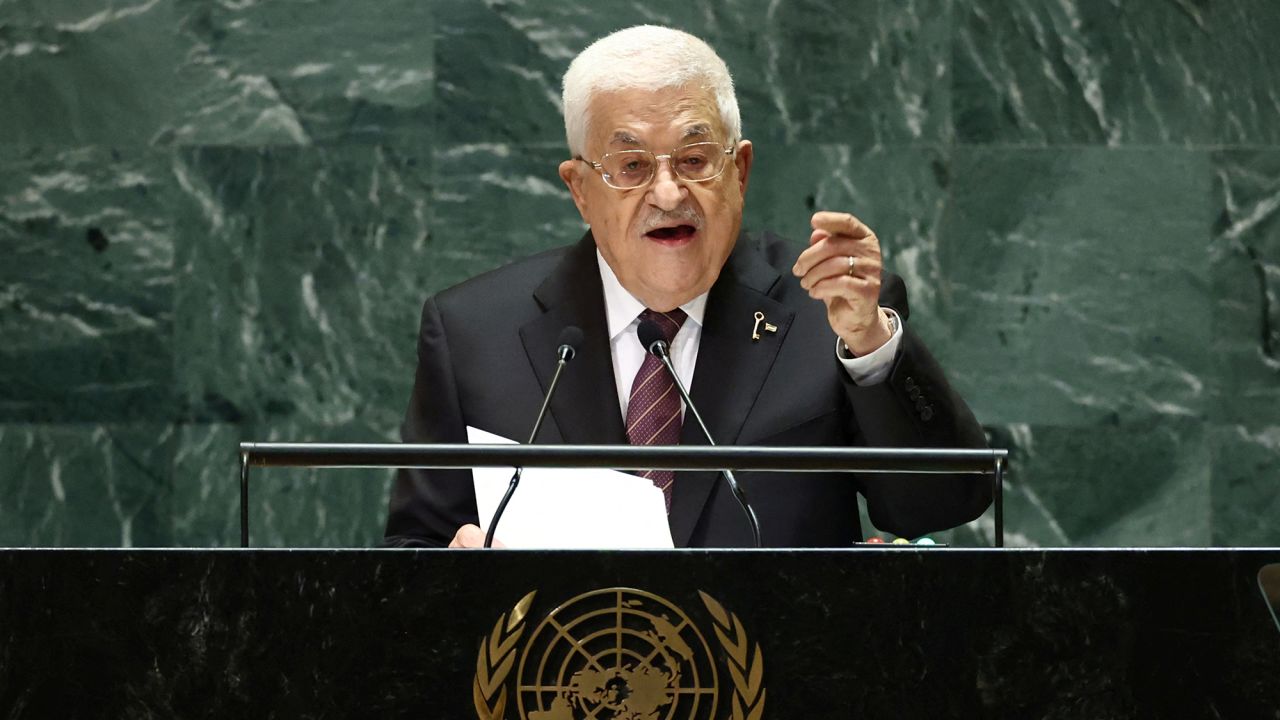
[954,0,1280,145]
[0,423,172,546]
[167,0,434,146]
[436,0,954,146]
[1,0,1278,547]
[172,143,432,428]
[939,147,1212,427]
[0,146,174,421]
[1210,150,1280,545]
[0,0,188,145]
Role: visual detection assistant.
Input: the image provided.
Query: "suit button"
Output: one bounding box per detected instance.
[904,376,917,390]
[921,406,934,421]
[915,397,928,410]
[908,387,921,400]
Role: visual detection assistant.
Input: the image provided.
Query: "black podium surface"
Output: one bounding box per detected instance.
[2,548,1278,719]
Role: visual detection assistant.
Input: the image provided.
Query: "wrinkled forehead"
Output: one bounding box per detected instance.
[585,86,727,152]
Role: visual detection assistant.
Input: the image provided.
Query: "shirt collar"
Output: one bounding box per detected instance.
[596,249,708,341]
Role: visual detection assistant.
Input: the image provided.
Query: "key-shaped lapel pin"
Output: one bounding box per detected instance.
[752,311,778,341]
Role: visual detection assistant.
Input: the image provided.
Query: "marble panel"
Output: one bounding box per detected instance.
[1210,150,1280,427]
[730,0,952,146]
[166,0,433,147]
[0,423,172,546]
[937,147,1211,427]
[432,0,567,146]
[434,0,952,147]
[170,423,240,547]
[0,0,185,145]
[171,143,431,429]
[954,0,1280,145]
[862,419,1211,548]
[172,422,391,548]
[989,419,1209,547]
[430,143,586,280]
[0,146,174,421]
[1211,425,1280,547]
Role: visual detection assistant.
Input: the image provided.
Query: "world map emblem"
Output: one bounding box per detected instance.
[473,588,766,720]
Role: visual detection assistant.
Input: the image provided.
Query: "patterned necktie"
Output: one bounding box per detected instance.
[626,308,688,512]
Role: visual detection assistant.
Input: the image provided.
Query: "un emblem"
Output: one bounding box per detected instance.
[473,588,766,720]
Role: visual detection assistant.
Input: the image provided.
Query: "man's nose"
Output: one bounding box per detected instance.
[646,159,686,211]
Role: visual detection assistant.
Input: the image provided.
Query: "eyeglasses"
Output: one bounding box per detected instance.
[578,141,736,190]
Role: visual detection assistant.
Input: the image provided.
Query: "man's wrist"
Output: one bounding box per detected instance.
[840,309,897,358]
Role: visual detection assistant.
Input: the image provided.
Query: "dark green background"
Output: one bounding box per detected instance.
[1,0,1277,547]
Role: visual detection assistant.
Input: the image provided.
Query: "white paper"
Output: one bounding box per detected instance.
[467,426,674,549]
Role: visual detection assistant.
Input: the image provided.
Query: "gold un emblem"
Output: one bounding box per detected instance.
[473,587,766,720]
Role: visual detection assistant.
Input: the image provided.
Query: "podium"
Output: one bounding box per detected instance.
[2,548,1279,718]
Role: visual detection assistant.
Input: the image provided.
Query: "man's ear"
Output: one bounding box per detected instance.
[559,159,590,223]
[733,140,754,197]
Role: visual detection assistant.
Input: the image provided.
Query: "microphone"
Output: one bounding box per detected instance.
[637,320,762,547]
[484,325,583,548]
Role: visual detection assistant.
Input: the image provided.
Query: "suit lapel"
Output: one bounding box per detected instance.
[519,233,627,445]
[519,232,795,545]
[669,239,794,546]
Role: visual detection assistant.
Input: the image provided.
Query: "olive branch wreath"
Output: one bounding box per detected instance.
[699,590,767,720]
[473,590,536,720]
[473,589,764,720]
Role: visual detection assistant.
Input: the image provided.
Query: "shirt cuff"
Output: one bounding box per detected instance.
[835,307,902,386]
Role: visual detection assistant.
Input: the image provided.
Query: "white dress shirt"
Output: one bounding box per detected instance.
[596,251,903,421]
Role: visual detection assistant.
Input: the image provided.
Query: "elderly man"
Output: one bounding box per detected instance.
[383,25,990,548]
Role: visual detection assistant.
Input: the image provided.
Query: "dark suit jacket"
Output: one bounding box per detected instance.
[383,230,990,548]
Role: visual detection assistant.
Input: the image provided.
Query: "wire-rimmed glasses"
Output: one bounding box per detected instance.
[578,141,736,190]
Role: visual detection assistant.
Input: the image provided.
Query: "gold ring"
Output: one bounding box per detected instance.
[846,256,855,276]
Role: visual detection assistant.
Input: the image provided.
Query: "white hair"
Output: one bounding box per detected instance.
[561,25,741,157]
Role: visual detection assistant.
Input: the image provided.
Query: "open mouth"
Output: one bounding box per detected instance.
[644,224,698,242]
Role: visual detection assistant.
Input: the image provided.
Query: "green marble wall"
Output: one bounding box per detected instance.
[1,0,1277,547]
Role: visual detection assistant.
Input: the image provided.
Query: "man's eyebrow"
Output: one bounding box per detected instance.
[682,124,714,140]
[608,131,642,146]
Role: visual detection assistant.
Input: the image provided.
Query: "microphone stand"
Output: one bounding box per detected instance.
[484,345,573,548]
[650,340,763,548]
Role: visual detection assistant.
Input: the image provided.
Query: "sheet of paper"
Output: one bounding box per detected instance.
[467,426,674,549]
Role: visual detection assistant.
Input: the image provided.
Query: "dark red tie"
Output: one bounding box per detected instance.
[626,308,688,511]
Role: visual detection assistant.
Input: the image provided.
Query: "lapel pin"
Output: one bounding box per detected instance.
[751,311,778,341]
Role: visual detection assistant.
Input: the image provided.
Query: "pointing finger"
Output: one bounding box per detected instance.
[811,211,873,239]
